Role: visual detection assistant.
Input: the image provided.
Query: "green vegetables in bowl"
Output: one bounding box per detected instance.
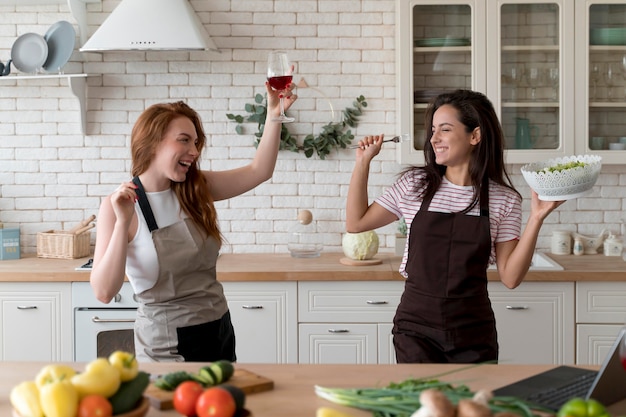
[537,161,588,173]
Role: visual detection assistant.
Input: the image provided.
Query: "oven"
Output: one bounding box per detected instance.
[72,282,138,362]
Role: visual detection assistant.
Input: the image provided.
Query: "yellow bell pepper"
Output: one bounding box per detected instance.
[10,380,44,417]
[39,380,78,417]
[35,364,76,388]
[108,350,139,382]
[71,357,121,398]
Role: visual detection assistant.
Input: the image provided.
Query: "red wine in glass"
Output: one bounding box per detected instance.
[268,75,293,91]
[267,51,295,123]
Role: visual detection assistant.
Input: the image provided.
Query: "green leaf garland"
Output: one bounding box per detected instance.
[226,95,367,160]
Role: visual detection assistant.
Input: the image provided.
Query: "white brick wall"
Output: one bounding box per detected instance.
[0,1,625,257]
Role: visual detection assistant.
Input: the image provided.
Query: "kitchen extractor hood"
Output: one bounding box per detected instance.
[79,0,218,52]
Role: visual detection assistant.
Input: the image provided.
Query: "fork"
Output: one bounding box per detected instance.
[348,135,406,149]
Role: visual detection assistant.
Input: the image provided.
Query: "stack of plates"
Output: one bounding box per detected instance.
[590,28,626,46]
[10,21,75,74]
[414,37,471,47]
[414,89,446,103]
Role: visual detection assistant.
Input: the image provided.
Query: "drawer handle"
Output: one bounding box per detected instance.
[17,305,37,310]
[505,305,529,310]
[92,316,135,323]
[366,300,388,305]
[242,305,263,310]
[328,329,350,333]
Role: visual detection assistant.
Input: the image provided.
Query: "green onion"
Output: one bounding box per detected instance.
[315,370,546,417]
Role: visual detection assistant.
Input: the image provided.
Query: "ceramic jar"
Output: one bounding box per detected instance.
[603,236,623,257]
[551,230,572,255]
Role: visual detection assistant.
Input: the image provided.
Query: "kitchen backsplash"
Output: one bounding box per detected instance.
[0,1,624,256]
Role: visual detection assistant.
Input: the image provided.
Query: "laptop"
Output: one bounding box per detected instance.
[493,327,626,411]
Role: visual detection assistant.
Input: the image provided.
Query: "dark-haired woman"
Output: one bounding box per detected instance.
[90,82,297,362]
[346,89,563,363]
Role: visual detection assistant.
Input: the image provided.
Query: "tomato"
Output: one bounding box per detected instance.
[173,380,204,417]
[557,397,610,417]
[196,386,237,417]
[78,394,113,417]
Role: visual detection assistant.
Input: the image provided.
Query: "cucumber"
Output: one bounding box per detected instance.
[215,360,235,382]
[153,371,194,391]
[219,384,246,414]
[108,371,150,414]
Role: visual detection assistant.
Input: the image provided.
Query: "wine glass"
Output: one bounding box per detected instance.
[621,56,626,99]
[590,63,601,100]
[604,63,617,101]
[548,68,559,101]
[267,51,295,123]
[503,66,522,101]
[526,67,543,101]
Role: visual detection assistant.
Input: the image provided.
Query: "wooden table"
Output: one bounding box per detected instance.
[2,362,625,417]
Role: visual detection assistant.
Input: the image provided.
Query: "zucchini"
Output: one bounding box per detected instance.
[108,370,150,414]
[153,371,194,391]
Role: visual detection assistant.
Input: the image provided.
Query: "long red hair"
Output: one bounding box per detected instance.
[130,101,221,246]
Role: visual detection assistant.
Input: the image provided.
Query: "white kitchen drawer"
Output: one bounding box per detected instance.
[576,324,624,365]
[576,282,626,324]
[298,323,378,364]
[298,281,404,323]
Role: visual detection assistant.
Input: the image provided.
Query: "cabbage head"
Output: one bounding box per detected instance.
[342,231,379,260]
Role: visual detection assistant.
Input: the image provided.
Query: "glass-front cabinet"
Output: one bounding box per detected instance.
[397,0,626,165]
[575,1,626,162]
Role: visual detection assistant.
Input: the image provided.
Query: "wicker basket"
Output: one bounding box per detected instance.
[37,230,91,259]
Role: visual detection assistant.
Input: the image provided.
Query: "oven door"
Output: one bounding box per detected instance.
[74,307,136,362]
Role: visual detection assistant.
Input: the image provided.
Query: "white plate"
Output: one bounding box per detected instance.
[43,20,76,73]
[538,189,593,201]
[11,32,48,73]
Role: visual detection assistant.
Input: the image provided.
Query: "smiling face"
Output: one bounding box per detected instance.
[430,104,480,170]
[149,116,199,188]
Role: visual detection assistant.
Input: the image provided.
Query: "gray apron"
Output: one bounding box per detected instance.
[131,177,234,362]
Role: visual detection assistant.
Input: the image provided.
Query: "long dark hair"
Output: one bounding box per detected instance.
[411,89,520,213]
[130,101,221,246]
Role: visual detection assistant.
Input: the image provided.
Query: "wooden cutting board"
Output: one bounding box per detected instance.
[144,369,274,410]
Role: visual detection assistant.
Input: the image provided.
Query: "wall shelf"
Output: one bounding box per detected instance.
[0,74,88,134]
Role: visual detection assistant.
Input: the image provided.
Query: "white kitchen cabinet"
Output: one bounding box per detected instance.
[223,281,298,364]
[297,281,403,364]
[488,281,575,364]
[397,0,626,165]
[576,281,626,365]
[0,282,73,361]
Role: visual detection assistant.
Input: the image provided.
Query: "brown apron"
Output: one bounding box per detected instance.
[392,181,498,363]
[131,177,235,362]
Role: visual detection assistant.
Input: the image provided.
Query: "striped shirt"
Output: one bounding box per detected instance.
[375,170,522,277]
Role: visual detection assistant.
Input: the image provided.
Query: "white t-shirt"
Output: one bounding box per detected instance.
[126,189,187,294]
[375,170,522,278]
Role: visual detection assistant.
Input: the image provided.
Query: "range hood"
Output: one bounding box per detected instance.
[79,0,218,52]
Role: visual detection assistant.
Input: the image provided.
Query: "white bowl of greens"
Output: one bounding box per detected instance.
[521,155,602,201]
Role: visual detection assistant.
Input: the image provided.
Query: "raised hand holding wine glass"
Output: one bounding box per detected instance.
[267,51,295,123]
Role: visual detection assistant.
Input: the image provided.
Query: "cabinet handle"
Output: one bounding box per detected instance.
[366,300,388,305]
[17,305,37,310]
[328,329,350,333]
[505,305,529,310]
[242,305,263,309]
[91,316,135,323]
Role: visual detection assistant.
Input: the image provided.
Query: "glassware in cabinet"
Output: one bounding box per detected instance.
[397,0,575,165]
[584,2,626,159]
[397,1,485,164]
[490,1,577,164]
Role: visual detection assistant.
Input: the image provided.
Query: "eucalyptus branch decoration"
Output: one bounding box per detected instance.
[226,89,367,160]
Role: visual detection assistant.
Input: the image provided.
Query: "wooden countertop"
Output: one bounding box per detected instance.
[0,252,624,283]
[2,362,625,417]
